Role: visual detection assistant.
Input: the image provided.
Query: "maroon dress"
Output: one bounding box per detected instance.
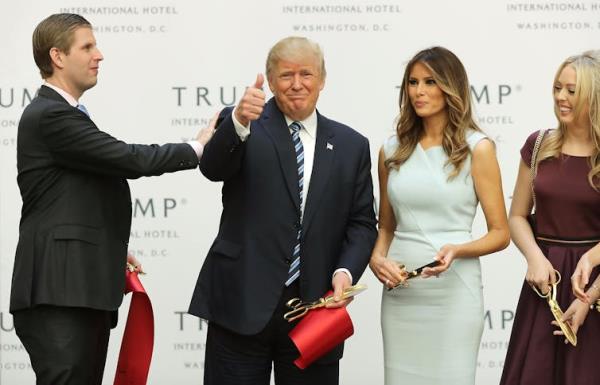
[501,130,600,385]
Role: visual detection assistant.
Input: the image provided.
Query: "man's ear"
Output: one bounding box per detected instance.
[49,47,65,70]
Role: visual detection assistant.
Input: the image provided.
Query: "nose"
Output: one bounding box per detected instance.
[292,74,302,90]
[95,47,104,62]
[557,87,567,101]
[416,81,425,95]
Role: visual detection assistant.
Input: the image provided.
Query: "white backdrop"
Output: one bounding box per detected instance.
[0,1,598,384]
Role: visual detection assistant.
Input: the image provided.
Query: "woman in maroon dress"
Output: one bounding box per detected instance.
[501,50,600,385]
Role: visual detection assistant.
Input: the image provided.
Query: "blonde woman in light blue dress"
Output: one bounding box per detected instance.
[368,47,510,385]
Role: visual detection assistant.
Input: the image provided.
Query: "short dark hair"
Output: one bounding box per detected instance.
[32,13,91,78]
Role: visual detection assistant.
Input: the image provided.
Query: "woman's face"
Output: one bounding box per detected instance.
[554,64,590,129]
[407,62,447,120]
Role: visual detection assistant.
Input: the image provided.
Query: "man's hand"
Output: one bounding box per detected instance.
[126,252,144,274]
[196,110,220,146]
[326,271,352,308]
[234,74,266,127]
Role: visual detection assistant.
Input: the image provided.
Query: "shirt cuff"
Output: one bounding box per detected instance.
[186,141,204,161]
[332,268,353,285]
[232,107,251,142]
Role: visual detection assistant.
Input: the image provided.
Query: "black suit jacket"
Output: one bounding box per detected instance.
[10,85,198,313]
[188,99,377,338]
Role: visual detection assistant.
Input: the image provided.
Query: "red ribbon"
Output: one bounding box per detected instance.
[288,291,354,369]
[114,270,154,385]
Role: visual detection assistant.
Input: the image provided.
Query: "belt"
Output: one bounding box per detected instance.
[536,235,600,246]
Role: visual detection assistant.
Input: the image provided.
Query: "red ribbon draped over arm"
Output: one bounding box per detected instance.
[113,270,154,385]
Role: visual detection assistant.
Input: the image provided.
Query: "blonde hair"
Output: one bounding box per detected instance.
[265,36,326,80]
[386,46,482,179]
[535,50,600,189]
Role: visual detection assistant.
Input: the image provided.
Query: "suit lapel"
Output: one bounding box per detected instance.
[302,113,335,234]
[261,100,301,212]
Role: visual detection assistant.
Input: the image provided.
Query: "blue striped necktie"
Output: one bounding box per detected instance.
[77,104,90,117]
[286,121,304,286]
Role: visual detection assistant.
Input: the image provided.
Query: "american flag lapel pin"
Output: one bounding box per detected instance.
[326,142,333,150]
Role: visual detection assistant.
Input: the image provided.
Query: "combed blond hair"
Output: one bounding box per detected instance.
[265,36,326,80]
[535,50,600,189]
[386,47,482,179]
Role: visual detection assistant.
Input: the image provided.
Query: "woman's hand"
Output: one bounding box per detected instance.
[421,244,459,278]
[525,256,556,295]
[369,255,407,289]
[553,298,590,343]
[571,251,600,303]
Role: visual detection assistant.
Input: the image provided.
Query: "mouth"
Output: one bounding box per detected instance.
[558,104,571,114]
[414,101,426,108]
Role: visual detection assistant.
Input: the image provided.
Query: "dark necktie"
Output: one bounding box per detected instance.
[285,121,304,286]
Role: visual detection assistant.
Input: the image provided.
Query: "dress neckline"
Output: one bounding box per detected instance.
[561,152,590,158]
[418,143,442,152]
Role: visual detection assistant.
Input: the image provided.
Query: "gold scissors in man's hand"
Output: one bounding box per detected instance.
[283,284,367,322]
[531,270,577,346]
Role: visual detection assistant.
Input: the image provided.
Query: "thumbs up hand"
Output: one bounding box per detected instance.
[234,73,266,127]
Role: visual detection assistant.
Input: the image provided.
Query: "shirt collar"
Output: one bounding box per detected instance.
[284,110,317,139]
[43,82,79,107]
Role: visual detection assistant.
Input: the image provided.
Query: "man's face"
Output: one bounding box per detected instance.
[60,27,103,97]
[268,55,325,121]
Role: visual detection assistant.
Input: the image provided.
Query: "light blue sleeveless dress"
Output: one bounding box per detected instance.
[381,130,487,385]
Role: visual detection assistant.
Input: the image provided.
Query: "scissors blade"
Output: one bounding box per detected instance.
[407,260,442,279]
[323,284,368,304]
[549,301,577,346]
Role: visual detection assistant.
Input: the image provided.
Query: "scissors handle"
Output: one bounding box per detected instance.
[283,297,325,322]
[283,306,309,322]
[283,284,368,322]
[531,270,562,298]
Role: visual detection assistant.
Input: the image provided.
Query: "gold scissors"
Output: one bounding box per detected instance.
[531,270,577,346]
[283,284,367,322]
[387,260,442,291]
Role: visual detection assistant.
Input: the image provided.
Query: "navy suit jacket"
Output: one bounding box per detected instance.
[188,98,377,343]
[10,85,198,313]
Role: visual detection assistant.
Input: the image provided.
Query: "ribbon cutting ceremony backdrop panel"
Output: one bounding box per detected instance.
[0,0,598,384]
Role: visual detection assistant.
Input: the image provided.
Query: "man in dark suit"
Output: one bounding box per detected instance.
[10,13,214,385]
[188,36,377,385]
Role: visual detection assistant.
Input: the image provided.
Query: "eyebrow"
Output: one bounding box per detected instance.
[555,81,576,87]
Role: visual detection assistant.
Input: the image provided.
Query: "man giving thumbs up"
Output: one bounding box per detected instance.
[188,36,377,385]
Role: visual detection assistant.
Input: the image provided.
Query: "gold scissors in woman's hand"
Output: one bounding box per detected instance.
[531,270,577,346]
[283,284,367,322]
